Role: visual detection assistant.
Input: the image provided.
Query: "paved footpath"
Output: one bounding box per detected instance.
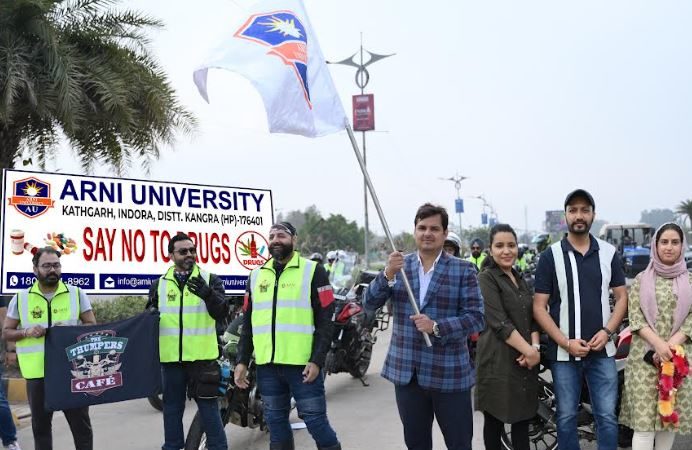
[12,328,692,449]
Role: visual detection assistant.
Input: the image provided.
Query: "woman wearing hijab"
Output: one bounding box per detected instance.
[620,223,692,450]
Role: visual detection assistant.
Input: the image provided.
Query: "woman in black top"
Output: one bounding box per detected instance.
[475,224,540,450]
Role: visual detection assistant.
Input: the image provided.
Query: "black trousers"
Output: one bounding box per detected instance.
[26,378,93,450]
[393,375,473,450]
[482,411,530,450]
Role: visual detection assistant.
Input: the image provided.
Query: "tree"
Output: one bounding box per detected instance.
[282,206,364,256]
[0,0,195,181]
[676,200,692,228]
[640,209,677,229]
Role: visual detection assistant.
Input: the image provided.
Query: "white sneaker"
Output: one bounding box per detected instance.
[5,442,22,450]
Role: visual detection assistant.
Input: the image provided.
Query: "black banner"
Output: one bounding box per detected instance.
[45,311,160,411]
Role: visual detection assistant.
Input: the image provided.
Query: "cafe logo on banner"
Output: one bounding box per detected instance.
[7,176,55,218]
[66,330,128,396]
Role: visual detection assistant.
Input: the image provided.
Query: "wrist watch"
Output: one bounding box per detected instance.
[432,321,440,337]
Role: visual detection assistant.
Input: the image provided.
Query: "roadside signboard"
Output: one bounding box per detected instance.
[352,94,375,131]
[545,210,567,233]
[1,170,273,295]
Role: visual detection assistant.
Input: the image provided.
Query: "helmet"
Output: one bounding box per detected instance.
[326,250,337,261]
[533,234,552,253]
[444,231,462,257]
[337,250,347,259]
[309,252,323,264]
[444,232,462,250]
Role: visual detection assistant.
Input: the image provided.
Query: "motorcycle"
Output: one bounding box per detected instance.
[184,313,266,450]
[500,326,633,450]
[324,270,390,383]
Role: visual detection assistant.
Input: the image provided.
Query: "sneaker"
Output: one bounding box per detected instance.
[5,442,22,450]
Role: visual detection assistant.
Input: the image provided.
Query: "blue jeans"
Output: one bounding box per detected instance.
[161,363,227,450]
[551,357,618,450]
[0,366,17,446]
[256,364,339,448]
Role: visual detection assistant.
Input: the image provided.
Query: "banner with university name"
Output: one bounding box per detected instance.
[0,169,273,295]
[44,311,160,411]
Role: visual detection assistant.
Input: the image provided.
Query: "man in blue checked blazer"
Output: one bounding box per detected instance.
[366,203,485,450]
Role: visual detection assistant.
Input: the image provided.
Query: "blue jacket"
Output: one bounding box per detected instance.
[366,251,485,392]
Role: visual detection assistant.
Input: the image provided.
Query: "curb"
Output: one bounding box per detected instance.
[2,377,27,403]
[1,377,30,422]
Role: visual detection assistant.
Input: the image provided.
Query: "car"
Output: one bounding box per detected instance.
[598,223,655,278]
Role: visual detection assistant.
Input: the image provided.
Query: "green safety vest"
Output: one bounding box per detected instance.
[158,266,218,362]
[249,252,316,366]
[16,281,81,379]
[466,253,487,271]
[516,255,528,271]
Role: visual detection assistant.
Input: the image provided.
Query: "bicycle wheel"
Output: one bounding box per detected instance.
[500,379,558,450]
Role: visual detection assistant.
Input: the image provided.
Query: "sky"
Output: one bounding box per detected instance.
[40,0,692,237]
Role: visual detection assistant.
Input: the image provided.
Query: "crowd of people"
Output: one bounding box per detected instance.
[0,188,691,450]
[363,189,691,450]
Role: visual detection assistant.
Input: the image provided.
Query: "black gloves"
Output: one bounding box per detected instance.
[187,276,212,300]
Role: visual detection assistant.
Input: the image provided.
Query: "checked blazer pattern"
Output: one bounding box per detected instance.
[366,251,485,392]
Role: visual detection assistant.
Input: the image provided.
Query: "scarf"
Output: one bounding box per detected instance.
[639,223,692,337]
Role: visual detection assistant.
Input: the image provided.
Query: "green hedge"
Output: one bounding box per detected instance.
[91,296,148,324]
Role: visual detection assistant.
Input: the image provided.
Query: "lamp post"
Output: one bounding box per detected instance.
[474,195,498,226]
[328,35,394,269]
[439,173,468,236]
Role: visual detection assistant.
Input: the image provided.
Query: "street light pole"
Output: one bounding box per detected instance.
[329,35,394,269]
[440,174,468,237]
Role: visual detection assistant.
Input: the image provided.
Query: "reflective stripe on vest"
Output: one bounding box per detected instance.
[16,283,80,379]
[551,240,616,361]
[158,267,218,362]
[250,253,316,365]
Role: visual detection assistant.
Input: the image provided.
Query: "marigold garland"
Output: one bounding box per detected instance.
[658,345,690,429]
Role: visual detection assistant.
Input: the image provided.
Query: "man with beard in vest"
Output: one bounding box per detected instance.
[148,233,229,450]
[234,222,341,450]
[2,247,96,450]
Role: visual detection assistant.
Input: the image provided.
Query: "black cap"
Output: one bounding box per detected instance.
[564,189,595,210]
[270,221,297,236]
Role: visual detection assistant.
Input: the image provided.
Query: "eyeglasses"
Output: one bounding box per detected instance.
[175,247,197,256]
[39,263,61,270]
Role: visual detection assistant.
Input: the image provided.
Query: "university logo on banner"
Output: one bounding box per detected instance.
[7,176,55,218]
[66,330,128,396]
[235,11,311,108]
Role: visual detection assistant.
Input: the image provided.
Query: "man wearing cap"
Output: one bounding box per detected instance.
[533,189,628,450]
[465,238,486,271]
[234,222,340,450]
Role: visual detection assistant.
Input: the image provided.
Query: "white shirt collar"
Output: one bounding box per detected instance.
[417,250,443,274]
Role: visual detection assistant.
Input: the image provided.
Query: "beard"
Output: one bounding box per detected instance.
[568,219,592,235]
[270,242,293,260]
[39,273,60,287]
[471,251,481,258]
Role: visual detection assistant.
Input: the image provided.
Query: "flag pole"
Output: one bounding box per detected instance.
[344,123,432,348]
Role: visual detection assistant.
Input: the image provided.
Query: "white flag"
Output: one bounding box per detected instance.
[193,0,348,137]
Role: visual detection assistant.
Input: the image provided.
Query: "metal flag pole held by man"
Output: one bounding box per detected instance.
[192,0,431,346]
